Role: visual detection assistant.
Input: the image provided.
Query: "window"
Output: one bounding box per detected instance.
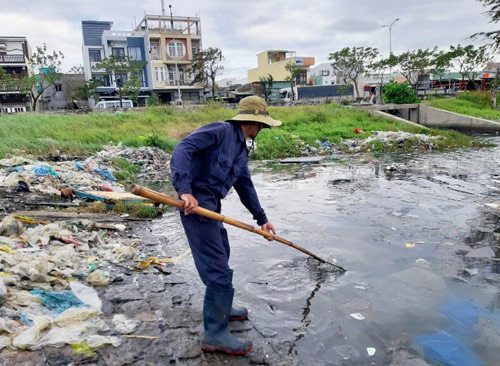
[168,42,176,57]
[89,49,101,62]
[155,67,167,82]
[167,66,175,84]
[112,48,125,58]
[191,47,197,56]
[321,70,330,76]
[167,41,185,57]
[176,42,184,57]
[128,47,142,61]
[178,66,184,84]
[54,83,62,92]
[115,72,127,86]
[92,73,110,87]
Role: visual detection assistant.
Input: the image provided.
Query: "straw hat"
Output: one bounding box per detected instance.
[227,96,282,127]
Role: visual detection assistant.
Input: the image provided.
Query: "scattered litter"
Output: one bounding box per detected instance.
[366,347,376,356]
[349,313,365,320]
[405,243,415,248]
[71,340,99,357]
[112,314,140,334]
[87,270,110,286]
[415,258,430,266]
[0,278,6,305]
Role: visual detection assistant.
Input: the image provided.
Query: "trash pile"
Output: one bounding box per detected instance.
[297,131,444,156]
[84,144,171,182]
[0,145,171,196]
[0,214,142,351]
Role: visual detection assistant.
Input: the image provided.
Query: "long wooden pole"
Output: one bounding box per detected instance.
[131,185,346,272]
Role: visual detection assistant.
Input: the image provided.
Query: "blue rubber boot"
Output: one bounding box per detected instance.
[227,269,248,321]
[201,287,253,355]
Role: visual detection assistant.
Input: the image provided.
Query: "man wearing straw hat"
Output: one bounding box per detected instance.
[170,96,282,355]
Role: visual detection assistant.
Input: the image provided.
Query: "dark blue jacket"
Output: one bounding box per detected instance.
[170,121,268,225]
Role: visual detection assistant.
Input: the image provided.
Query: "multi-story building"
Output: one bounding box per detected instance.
[82,21,152,107]
[248,50,315,100]
[248,50,315,84]
[0,36,32,113]
[81,14,204,107]
[310,62,343,86]
[134,14,204,103]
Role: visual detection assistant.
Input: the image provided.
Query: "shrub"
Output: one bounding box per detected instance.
[147,93,161,107]
[383,82,420,104]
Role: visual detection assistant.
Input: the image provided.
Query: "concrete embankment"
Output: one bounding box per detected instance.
[356,103,500,133]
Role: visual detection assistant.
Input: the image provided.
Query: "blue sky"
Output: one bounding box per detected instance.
[1,0,496,78]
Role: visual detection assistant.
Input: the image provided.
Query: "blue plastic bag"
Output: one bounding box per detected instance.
[93,169,117,181]
[412,330,484,366]
[33,165,53,176]
[31,289,84,313]
[73,160,84,170]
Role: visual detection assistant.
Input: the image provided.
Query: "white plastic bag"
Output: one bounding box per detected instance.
[70,282,102,312]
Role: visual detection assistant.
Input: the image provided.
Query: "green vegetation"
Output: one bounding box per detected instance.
[0,102,483,160]
[112,158,140,183]
[429,91,500,121]
[383,82,420,104]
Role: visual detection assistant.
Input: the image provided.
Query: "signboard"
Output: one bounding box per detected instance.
[295,57,303,66]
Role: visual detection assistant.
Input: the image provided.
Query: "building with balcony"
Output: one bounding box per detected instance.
[0,36,32,113]
[82,21,152,107]
[134,14,204,103]
[82,14,204,107]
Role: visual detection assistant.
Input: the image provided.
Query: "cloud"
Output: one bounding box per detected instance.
[0,0,497,79]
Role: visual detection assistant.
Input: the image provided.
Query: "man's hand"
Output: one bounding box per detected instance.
[261,222,276,241]
[180,194,198,215]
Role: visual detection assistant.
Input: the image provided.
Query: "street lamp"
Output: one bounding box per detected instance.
[382,18,399,79]
[169,4,182,104]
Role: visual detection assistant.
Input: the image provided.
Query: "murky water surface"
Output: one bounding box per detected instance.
[154,136,500,365]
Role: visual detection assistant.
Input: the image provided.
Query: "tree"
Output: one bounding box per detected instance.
[394,47,437,91]
[430,50,455,89]
[383,81,419,104]
[93,55,146,108]
[190,47,224,97]
[68,65,84,74]
[75,77,101,102]
[472,0,500,51]
[259,74,274,102]
[367,54,398,103]
[329,47,379,100]
[284,62,303,101]
[450,44,490,90]
[3,44,64,111]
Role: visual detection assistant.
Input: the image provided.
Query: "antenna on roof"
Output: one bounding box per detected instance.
[161,0,165,16]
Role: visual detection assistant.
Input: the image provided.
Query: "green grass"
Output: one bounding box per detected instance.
[429,91,500,121]
[112,157,141,183]
[0,102,483,160]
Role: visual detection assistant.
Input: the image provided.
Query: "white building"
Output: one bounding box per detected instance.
[310,62,342,86]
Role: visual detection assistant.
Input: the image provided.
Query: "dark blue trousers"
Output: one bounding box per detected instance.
[180,208,232,289]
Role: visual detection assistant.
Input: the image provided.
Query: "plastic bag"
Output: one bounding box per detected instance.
[0,278,6,305]
[412,330,484,366]
[31,289,83,313]
[112,314,139,334]
[0,215,24,236]
[87,269,109,286]
[53,308,98,327]
[70,282,102,312]
[12,315,51,349]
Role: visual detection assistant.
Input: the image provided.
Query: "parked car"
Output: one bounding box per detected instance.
[94,100,134,109]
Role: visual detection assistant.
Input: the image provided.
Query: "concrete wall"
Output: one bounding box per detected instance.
[419,105,500,132]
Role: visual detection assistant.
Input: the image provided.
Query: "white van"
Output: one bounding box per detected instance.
[94,100,134,109]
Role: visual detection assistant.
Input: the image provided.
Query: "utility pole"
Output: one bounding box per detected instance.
[169,4,182,104]
[382,18,399,79]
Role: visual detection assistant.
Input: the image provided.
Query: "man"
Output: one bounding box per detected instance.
[170,96,282,355]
